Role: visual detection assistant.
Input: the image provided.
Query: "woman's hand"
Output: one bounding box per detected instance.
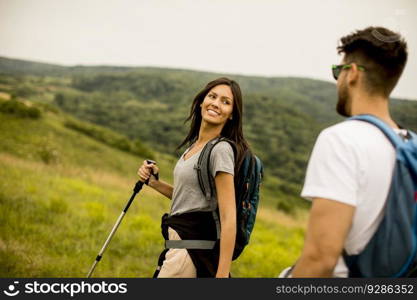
[137,160,173,199]
[137,160,159,187]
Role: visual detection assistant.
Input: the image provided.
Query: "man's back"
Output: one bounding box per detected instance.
[301,120,406,276]
[290,26,410,278]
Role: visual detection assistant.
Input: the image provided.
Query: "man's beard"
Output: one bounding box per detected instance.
[336,82,351,117]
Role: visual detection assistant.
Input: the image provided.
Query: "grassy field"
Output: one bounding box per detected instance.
[0,105,306,278]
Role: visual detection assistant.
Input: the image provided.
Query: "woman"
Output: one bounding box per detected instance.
[137,77,250,277]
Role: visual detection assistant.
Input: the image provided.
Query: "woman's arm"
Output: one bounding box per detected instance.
[214,171,236,278]
[137,160,174,199]
[148,178,174,200]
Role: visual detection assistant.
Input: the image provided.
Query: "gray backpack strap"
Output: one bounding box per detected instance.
[194,137,228,203]
[194,138,218,202]
[212,210,221,240]
[165,240,216,249]
[194,137,237,241]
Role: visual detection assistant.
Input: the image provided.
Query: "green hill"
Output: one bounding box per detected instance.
[1,56,416,277]
[0,100,305,277]
[2,56,417,213]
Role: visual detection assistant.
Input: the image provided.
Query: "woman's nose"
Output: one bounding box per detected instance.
[211,98,220,108]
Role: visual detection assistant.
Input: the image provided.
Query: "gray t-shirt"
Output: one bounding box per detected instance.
[170,141,235,216]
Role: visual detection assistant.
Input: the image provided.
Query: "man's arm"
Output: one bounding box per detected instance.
[291,198,355,277]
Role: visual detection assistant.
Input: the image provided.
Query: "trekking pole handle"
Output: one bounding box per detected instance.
[135,159,157,188]
[126,160,157,212]
[144,159,158,185]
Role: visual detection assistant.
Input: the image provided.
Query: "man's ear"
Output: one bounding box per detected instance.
[347,63,360,85]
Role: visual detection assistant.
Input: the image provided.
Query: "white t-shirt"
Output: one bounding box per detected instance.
[301,120,405,277]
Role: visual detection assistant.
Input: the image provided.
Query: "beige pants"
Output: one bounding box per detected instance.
[157,227,197,278]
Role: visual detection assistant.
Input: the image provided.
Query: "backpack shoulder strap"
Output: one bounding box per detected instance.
[195,137,237,240]
[194,138,216,202]
[348,114,404,148]
[195,137,236,203]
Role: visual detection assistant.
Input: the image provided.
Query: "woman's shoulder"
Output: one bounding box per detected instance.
[213,140,234,154]
[210,140,235,173]
[210,141,235,165]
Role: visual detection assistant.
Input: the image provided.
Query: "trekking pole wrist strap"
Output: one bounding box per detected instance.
[145,159,158,185]
[146,173,159,186]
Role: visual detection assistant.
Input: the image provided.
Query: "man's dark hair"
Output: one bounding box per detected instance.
[337,26,408,97]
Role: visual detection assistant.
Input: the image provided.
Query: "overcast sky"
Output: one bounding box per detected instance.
[1,0,416,99]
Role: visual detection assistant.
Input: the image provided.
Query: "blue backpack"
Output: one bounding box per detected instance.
[344,114,417,277]
[195,137,263,260]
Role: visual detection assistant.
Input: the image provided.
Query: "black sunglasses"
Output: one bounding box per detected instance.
[332,64,365,80]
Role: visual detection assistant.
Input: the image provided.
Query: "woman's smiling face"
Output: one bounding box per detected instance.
[200,84,234,126]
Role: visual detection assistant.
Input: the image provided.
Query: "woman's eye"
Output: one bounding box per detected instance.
[208,94,215,99]
[222,100,230,105]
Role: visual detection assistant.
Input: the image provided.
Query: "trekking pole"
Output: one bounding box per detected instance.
[87,159,156,278]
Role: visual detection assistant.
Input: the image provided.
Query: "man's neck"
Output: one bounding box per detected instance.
[350,93,398,129]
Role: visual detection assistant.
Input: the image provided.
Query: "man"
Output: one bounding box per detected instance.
[290,26,408,277]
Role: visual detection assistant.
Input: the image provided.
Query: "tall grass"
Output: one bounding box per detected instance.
[0,111,305,277]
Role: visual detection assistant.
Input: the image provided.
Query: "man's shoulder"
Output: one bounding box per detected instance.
[320,119,383,141]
